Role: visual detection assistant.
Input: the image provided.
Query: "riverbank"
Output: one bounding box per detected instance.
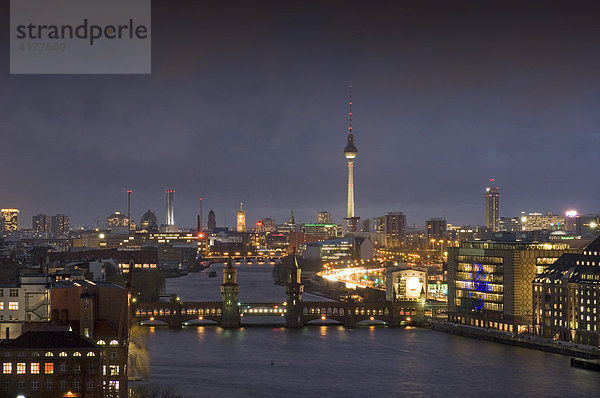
[430,321,600,360]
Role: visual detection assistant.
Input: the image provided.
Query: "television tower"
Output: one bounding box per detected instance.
[344,85,359,233]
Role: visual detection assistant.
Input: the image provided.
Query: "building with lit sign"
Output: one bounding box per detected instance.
[448,240,579,333]
[386,266,427,302]
[533,235,600,346]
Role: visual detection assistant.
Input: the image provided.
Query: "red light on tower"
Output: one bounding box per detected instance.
[256,221,263,227]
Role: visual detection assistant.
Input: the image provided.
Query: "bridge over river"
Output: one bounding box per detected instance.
[132,257,445,328]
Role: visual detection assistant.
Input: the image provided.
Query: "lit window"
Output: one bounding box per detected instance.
[110,340,118,345]
[3,362,12,374]
[0,302,3,310]
[73,352,81,357]
[97,340,106,345]
[87,352,95,357]
[45,352,53,357]
[16,362,26,374]
[31,362,40,374]
[8,302,18,311]
[59,352,67,357]
[44,362,54,374]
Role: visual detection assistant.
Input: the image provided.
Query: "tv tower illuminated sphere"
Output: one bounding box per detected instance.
[344,85,359,233]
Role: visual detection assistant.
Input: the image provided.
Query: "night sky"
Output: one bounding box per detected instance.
[1,0,600,229]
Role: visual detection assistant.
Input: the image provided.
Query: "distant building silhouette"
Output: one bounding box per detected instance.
[207,210,216,230]
[140,209,158,232]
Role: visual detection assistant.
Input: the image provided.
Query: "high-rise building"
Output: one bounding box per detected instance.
[166,189,175,226]
[32,214,51,232]
[51,214,70,234]
[384,212,406,248]
[236,203,246,233]
[485,179,499,232]
[207,210,216,230]
[1,209,19,232]
[317,211,331,224]
[344,86,360,233]
[426,218,447,241]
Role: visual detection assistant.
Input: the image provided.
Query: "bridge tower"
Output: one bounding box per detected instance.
[285,252,304,328]
[220,257,240,328]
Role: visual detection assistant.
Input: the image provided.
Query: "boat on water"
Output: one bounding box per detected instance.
[208,269,217,278]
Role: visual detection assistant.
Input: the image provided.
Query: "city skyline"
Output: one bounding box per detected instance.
[2,1,600,228]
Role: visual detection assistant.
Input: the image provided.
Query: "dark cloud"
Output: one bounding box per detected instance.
[1,0,599,229]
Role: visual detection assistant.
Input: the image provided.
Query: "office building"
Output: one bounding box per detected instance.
[520,212,565,231]
[448,240,578,333]
[484,180,499,232]
[1,209,19,232]
[300,236,374,262]
[533,236,600,345]
[302,224,340,240]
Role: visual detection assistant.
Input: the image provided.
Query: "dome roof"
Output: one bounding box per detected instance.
[140,209,158,231]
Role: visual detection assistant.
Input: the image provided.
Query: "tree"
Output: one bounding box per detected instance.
[128,324,151,380]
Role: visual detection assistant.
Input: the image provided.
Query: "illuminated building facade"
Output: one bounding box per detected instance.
[317,211,331,224]
[301,236,374,262]
[0,275,50,338]
[484,180,499,232]
[106,212,129,230]
[520,211,565,231]
[1,208,19,232]
[236,203,246,233]
[0,331,103,398]
[533,236,600,346]
[448,241,577,333]
[302,224,340,240]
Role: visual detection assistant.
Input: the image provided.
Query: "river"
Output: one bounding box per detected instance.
[141,264,600,397]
